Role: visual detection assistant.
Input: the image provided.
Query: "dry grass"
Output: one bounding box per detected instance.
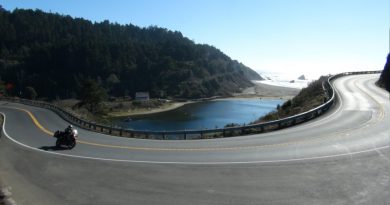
[253,76,327,123]
[52,99,172,123]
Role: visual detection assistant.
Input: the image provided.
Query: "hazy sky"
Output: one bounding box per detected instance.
[1,0,388,78]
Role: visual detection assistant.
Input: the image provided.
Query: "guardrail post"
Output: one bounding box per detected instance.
[258,126,263,133]
[291,119,296,125]
[183,133,187,140]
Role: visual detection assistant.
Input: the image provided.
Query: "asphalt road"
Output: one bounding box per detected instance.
[0,74,389,204]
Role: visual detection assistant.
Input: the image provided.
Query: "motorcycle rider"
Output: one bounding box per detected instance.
[65,125,73,134]
[54,125,78,149]
[64,125,77,140]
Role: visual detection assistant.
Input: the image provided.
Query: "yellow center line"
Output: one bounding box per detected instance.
[11,107,308,151]
[14,108,54,136]
[9,82,386,153]
[353,76,386,123]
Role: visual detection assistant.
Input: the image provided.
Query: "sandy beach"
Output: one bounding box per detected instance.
[108,82,300,117]
[107,101,194,117]
[236,81,300,99]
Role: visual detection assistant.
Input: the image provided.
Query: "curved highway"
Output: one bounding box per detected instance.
[0,74,389,204]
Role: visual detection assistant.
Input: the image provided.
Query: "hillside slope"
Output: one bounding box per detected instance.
[0,8,262,99]
[378,54,390,92]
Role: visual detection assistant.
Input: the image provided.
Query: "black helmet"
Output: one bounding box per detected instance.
[68,125,73,129]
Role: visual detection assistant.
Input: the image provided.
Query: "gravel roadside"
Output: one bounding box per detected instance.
[0,185,16,205]
[0,117,16,205]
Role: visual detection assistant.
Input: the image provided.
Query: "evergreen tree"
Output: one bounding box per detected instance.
[0,8,262,100]
[24,86,37,99]
[79,79,107,113]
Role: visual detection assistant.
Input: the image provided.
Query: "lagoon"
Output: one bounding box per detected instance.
[114,98,283,131]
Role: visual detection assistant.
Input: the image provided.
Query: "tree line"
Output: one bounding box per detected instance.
[0,7,261,101]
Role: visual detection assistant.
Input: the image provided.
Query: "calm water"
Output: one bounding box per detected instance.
[114,99,283,131]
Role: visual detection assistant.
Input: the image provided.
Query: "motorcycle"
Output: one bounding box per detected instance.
[53,129,78,149]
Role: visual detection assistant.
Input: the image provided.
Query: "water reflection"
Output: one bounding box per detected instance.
[113,99,283,131]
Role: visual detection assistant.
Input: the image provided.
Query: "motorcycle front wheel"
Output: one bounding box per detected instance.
[67,140,76,149]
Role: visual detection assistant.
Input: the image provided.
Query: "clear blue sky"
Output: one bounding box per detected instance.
[1,0,388,79]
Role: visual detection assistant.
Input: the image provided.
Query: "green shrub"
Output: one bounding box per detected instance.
[252,76,327,124]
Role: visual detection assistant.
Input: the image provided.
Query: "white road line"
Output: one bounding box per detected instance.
[1,110,390,165]
[0,74,387,164]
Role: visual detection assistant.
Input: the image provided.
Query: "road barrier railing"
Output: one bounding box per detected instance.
[0,71,381,140]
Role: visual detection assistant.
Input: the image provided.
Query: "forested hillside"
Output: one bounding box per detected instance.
[378,54,390,92]
[0,7,262,100]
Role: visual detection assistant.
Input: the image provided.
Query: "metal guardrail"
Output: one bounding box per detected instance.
[0,71,381,140]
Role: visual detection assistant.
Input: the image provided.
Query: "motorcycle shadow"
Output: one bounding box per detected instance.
[39,146,69,151]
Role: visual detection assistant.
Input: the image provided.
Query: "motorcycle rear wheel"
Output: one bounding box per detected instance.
[55,138,61,148]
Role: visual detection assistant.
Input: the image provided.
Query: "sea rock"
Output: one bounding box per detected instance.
[298,75,306,80]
